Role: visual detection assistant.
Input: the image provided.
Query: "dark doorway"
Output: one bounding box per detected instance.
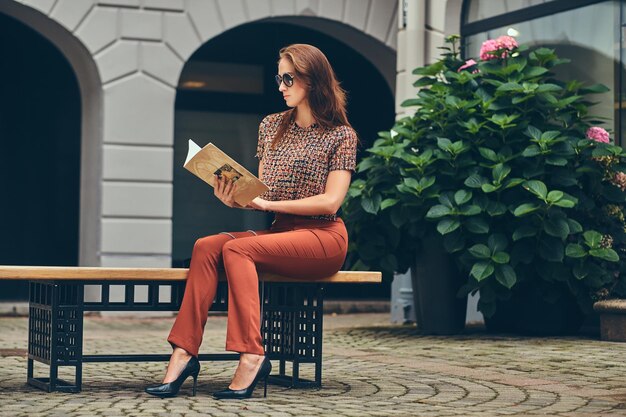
[173,21,394,299]
[0,13,81,300]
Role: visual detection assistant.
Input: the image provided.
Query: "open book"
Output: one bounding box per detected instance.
[183,139,269,206]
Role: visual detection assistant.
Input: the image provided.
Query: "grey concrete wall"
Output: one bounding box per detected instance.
[8,0,398,267]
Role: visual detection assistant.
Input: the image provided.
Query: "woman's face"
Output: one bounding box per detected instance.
[277,58,308,108]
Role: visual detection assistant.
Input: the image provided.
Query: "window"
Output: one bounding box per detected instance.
[462,0,624,144]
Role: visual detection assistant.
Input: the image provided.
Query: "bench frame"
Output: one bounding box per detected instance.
[26,278,326,393]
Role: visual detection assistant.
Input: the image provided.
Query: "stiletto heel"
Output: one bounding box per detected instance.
[145,356,201,398]
[213,357,272,400]
[192,372,198,396]
[263,376,268,398]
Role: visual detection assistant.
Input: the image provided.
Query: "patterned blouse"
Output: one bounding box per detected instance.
[256,112,358,221]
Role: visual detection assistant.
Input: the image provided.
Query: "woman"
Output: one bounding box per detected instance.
[145,43,358,400]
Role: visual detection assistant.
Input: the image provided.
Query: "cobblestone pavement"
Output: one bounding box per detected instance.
[1,313,626,416]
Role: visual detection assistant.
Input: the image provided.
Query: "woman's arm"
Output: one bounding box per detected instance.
[249,170,352,216]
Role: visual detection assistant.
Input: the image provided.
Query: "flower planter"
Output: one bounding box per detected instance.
[484,284,584,336]
[411,234,467,335]
[593,299,626,342]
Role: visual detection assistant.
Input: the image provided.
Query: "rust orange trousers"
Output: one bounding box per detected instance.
[167,214,348,356]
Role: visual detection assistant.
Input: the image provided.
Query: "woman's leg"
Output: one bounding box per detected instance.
[221,224,347,389]
[162,231,267,383]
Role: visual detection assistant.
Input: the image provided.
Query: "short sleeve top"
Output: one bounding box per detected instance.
[255,112,358,221]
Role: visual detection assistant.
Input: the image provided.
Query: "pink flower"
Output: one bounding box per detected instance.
[479,36,519,60]
[612,172,626,191]
[479,39,500,61]
[586,127,610,143]
[458,59,478,73]
[496,35,518,51]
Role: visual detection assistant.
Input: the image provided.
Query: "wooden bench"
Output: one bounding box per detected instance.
[0,266,381,393]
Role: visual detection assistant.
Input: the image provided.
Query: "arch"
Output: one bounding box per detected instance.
[176,1,397,92]
[0,1,103,266]
[266,16,396,93]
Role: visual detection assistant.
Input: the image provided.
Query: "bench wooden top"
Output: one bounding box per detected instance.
[0,266,381,284]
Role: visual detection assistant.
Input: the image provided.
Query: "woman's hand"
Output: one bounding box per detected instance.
[247,197,270,211]
[214,175,238,208]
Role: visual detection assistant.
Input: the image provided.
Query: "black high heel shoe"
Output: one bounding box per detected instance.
[213,356,272,400]
[145,356,200,398]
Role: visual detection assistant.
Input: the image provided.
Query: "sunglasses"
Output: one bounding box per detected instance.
[275,73,294,87]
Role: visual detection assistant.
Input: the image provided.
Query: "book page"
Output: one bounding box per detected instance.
[183,140,269,206]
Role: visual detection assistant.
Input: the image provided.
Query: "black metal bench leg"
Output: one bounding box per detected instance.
[263,283,324,388]
[27,281,84,392]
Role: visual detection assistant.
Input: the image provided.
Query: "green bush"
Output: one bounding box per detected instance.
[343,35,626,317]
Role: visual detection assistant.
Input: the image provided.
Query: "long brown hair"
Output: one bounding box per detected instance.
[272,44,352,147]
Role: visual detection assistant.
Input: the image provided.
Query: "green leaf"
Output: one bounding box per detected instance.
[492,251,510,264]
[567,219,583,234]
[357,157,378,173]
[495,265,517,289]
[583,231,603,248]
[459,205,481,216]
[454,190,472,206]
[513,203,541,217]
[565,244,587,258]
[541,131,561,141]
[437,137,452,150]
[544,217,570,239]
[524,66,548,78]
[479,147,498,162]
[522,145,542,157]
[443,230,465,253]
[545,156,568,166]
[581,83,610,94]
[361,194,382,214]
[465,174,487,188]
[513,225,537,241]
[497,82,523,92]
[486,201,507,216]
[492,164,511,183]
[523,180,548,199]
[439,193,455,208]
[465,217,489,234]
[468,244,491,259]
[546,190,564,203]
[481,183,500,193]
[503,178,525,189]
[488,234,507,253]
[401,98,421,107]
[437,218,461,235]
[426,205,452,219]
[526,125,542,140]
[552,197,576,208]
[536,83,562,93]
[588,248,619,262]
[470,261,495,281]
[380,198,399,210]
[419,176,436,190]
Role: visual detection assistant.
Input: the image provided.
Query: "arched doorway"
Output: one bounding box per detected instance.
[172,21,395,298]
[0,12,81,299]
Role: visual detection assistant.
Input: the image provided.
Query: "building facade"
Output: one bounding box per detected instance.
[0,0,623,301]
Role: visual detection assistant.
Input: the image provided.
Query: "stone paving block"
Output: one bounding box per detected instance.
[2,314,626,416]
